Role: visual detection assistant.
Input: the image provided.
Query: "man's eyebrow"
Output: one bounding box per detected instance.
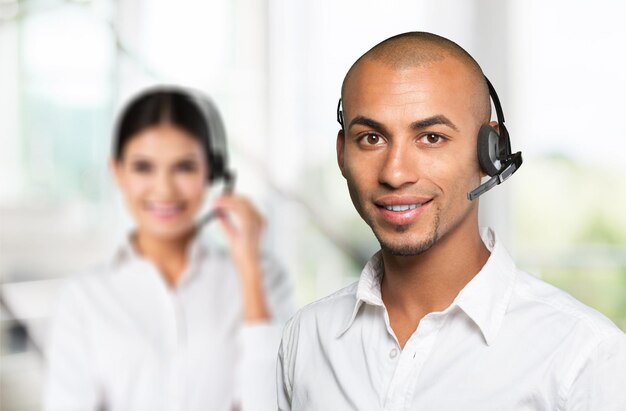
[348,116,390,135]
[411,115,459,131]
[347,114,458,134]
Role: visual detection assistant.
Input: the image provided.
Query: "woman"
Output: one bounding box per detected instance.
[44,87,295,411]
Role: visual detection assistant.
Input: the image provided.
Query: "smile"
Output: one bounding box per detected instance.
[145,202,185,219]
[375,197,433,225]
[383,203,422,212]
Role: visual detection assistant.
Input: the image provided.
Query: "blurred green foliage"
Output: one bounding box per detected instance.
[515,155,626,331]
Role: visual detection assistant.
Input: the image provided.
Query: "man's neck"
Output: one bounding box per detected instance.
[380,227,490,348]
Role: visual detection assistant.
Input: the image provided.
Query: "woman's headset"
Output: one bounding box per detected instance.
[335,76,522,201]
[186,89,236,192]
[183,89,237,226]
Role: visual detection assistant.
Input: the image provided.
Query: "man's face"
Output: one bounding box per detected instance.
[337,58,485,256]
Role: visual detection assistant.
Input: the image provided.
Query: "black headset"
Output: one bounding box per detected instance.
[336,76,522,201]
[187,89,236,191]
[185,89,236,227]
[470,78,522,200]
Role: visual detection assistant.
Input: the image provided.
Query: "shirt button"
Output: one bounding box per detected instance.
[389,348,398,359]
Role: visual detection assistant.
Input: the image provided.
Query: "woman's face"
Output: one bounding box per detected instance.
[112,123,209,241]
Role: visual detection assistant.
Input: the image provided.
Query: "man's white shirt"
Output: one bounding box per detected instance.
[277,228,626,410]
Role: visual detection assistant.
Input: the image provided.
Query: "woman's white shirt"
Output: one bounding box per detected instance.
[43,233,295,411]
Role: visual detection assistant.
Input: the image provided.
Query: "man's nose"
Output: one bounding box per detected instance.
[378,140,419,189]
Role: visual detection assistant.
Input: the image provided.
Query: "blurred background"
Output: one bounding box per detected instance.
[1,0,625,409]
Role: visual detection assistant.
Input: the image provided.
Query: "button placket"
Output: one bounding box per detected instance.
[384,315,446,410]
[403,315,447,406]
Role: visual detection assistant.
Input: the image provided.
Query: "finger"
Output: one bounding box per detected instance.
[213,197,264,228]
[214,201,256,236]
[217,211,238,239]
[213,195,254,214]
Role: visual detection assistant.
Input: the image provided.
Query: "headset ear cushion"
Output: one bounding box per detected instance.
[477,124,502,176]
[208,153,225,183]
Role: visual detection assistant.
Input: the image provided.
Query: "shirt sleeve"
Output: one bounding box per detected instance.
[276,334,292,411]
[564,332,626,410]
[43,281,101,411]
[239,255,296,411]
[276,309,301,411]
[260,254,297,325]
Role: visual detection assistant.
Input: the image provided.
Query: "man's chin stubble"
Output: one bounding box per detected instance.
[378,235,439,256]
[373,215,440,257]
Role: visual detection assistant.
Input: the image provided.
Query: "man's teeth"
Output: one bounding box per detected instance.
[384,204,421,212]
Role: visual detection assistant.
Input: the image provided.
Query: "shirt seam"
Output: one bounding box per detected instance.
[514,276,612,339]
[556,329,618,411]
[295,281,359,320]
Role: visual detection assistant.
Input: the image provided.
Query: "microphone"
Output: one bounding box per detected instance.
[197,171,237,227]
[467,152,523,201]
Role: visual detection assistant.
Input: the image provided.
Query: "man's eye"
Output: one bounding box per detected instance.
[420,133,444,145]
[359,133,384,146]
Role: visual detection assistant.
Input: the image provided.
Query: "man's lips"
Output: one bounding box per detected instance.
[374,196,433,225]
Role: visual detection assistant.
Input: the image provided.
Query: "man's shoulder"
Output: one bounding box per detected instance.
[282,281,359,341]
[512,268,623,341]
[290,280,359,323]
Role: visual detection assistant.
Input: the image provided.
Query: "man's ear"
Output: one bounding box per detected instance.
[489,120,499,134]
[336,130,346,178]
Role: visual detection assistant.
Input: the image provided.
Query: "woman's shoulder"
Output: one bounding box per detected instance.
[59,237,138,299]
[60,262,117,299]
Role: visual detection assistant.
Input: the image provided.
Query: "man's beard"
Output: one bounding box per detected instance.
[373,214,440,256]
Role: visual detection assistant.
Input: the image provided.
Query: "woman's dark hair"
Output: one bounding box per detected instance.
[113,87,227,181]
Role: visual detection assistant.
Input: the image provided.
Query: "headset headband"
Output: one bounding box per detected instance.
[483,76,512,155]
[337,76,505,131]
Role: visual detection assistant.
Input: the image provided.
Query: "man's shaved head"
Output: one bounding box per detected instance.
[341,32,491,124]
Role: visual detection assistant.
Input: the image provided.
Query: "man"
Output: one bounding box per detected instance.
[277,32,626,410]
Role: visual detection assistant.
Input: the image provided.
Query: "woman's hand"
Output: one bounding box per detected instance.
[212,194,270,322]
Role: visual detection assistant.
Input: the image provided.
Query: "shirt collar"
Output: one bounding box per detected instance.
[338,251,385,336]
[110,234,139,268]
[109,231,211,283]
[338,227,517,346]
[453,227,517,346]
